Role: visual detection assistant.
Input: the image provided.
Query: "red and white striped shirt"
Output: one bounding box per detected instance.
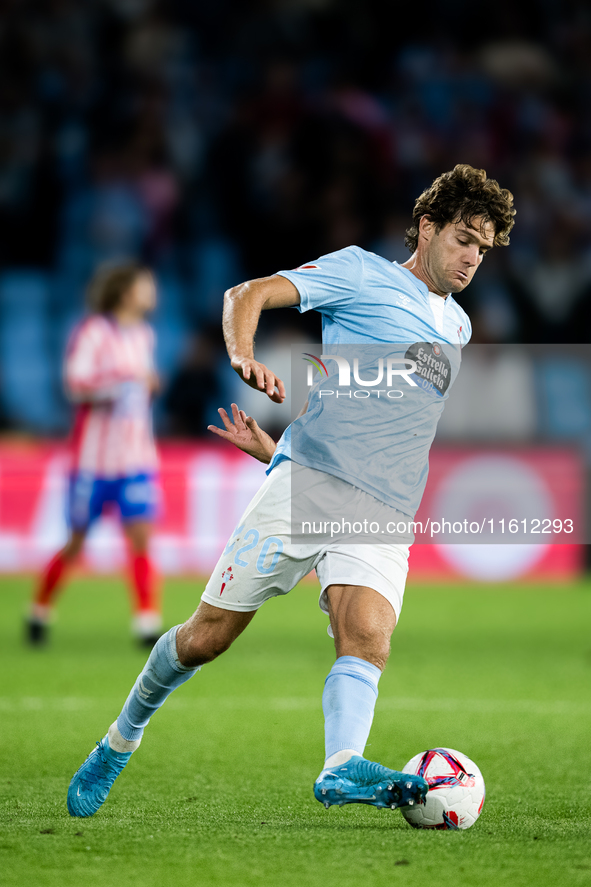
[65,314,158,477]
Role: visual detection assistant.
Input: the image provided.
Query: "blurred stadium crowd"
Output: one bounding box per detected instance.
[0,0,590,438]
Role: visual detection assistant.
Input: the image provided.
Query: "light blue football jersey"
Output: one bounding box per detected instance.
[267,245,471,517]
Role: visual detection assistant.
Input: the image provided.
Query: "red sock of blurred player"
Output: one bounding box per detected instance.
[131,553,157,611]
[34,551,68,613]
[130,553,161,639]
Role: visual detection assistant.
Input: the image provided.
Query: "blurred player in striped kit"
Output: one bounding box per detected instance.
[27,263,162,646]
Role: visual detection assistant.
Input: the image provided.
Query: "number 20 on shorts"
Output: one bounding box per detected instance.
[223,525,284,575]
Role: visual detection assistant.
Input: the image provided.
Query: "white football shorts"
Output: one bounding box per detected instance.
[201,461,410,623]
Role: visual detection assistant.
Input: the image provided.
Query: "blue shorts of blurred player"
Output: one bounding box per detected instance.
[68,471,159,531]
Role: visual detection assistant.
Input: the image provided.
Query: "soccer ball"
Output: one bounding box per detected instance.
[400,748,485,830]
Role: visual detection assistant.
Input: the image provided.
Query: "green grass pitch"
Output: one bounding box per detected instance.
[1,573,590,887]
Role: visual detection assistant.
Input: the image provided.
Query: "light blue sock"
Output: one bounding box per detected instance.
[117,625,199,741]
[323,655,381,761]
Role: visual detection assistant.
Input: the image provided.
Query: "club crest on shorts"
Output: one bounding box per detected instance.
[220,565,234,595]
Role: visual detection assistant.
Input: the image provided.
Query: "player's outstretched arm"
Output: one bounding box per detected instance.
[223,275,300,404]
[208,403,277,464]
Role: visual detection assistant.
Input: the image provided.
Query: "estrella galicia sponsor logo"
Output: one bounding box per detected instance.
[404,342,451,397]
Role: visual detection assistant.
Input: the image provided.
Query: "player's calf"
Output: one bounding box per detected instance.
[176,602,256,668]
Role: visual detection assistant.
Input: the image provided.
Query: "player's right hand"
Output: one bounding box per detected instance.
[230,357,286,403]
[207,403,277,464]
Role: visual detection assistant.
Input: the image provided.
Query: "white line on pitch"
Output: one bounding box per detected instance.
[0,696,589,717]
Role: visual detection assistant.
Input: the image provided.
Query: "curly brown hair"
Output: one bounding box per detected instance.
[404,164,515,253]
[86,261,153,314]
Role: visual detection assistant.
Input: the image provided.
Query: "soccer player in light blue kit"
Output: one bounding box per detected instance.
[67,165,515,817]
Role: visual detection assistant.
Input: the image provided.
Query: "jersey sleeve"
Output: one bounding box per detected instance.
[276,246,365,314]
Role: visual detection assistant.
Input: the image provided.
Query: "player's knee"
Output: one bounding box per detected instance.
[368,642,391,672]
[353,642,391,672]
[125,522,151,554]
[333,623,393,671]
[130,540,148,556]
[363,637,392,671]
[65,535,85,559]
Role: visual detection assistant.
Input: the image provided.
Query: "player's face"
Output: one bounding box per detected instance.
[123,273,157,317]
[423,216,495,295]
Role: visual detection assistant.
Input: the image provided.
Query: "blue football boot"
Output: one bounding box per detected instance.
[314,755,428,810]
[67,735,132,817]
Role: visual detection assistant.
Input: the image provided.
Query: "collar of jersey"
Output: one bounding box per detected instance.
[392,262,430,297]
[393,262,454,305]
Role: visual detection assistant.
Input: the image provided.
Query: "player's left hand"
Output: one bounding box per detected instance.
[230,357,286,404]
[207,403,277,464]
